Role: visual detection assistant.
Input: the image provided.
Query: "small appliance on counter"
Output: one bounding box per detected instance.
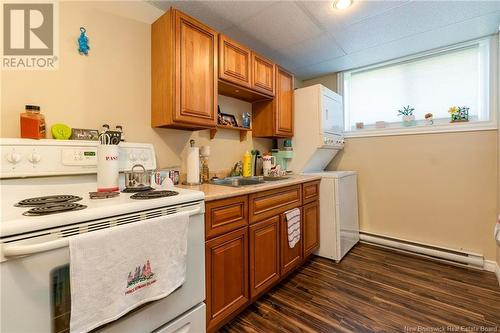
[272,139,294,174]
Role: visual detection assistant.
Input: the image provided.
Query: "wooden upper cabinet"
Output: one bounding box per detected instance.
[152,8,217,130]
[251,52,274,96]
[219,35,251,88]
[275,66,294,136]
[252,66,294,138]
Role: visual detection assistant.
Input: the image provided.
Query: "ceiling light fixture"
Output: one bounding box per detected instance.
[333,0,352,10]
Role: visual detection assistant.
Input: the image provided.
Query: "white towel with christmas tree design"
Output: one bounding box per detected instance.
[69,211,189,333]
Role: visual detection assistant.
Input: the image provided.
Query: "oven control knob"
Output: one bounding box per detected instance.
[128,152,137,161]
[28,153,41,164]
[6,152,21,164]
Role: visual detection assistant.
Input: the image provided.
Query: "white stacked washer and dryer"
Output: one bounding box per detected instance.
[291,84,360,262]
[0,139,206,333]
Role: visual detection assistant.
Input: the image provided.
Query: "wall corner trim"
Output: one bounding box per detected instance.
[484,260,500,286]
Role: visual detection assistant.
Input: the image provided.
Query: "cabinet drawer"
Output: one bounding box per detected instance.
[249,185,302,224]
[205,196,248,240]
[302,180,320,204]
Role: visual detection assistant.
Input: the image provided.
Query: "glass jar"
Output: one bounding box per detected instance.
[20,105,46,139]
[242,112,251,128]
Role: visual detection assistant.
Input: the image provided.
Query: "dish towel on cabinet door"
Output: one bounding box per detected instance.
[69,211,190,333]
[285,208,301,248]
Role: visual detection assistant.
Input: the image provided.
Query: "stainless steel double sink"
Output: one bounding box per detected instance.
[210,176,290,187]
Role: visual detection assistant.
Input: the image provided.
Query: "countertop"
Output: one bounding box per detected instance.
[177,174,321,201]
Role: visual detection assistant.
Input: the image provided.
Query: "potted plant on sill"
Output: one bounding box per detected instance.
[448,106,469,123]
[398,105,416,127]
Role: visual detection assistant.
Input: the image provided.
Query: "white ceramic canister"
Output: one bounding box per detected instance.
[97,144,120,192]
[262,155,276,176]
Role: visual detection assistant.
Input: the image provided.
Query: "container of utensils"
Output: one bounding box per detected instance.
[97,131,120,192]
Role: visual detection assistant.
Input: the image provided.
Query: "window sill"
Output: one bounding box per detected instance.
[344,121,497,138]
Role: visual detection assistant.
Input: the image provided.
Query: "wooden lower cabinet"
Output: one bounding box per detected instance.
[280,209,303,276]
[205,182,319,331]
[249,216,280,300]
[205,227,249,332]
[302,200,320,258]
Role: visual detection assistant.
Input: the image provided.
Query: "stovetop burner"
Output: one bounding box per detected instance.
[130,190,179,200]
[15,195,82,207]
[122,186,153,193]
[22,203,87,216]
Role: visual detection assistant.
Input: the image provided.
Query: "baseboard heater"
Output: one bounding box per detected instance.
[360,232,485,268]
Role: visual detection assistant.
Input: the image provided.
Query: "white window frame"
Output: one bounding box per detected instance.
[339,35,498,138]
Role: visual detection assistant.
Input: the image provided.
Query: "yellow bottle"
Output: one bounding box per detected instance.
[242,151,252,177]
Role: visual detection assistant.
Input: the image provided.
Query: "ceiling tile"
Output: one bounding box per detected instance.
[294,56,355,80]
[335,1,500,53]
[273,35,346,69]
[149,1,231,30]
[194,1,275,30]
[221,26,276,59]
[346,10,500,70]
[235,2,323,51]
[301,0,409,31]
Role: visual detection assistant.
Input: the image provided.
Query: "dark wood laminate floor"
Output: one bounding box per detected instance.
[219,243,500,333]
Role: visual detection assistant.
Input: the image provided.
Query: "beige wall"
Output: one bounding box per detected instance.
[0,1,271,172]
[302,73,338,93]
[302,75,499,260]
[328,131,498,260]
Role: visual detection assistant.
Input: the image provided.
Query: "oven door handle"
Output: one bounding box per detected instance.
[2,207,202,257]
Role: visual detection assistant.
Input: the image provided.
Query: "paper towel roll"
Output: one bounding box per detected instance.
[186,146,200,184]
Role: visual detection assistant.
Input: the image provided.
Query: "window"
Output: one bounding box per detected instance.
[341,36,497,136]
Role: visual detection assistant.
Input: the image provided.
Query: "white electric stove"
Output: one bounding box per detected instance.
[0,138,206,333]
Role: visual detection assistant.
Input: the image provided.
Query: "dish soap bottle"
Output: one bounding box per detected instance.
[242,151,252,177]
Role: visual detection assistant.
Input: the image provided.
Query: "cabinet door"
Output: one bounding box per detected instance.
[251,52,274,96]
[205,228,249,332]
[274,66,294,137]
[219,35,251,88]
[280,209,302,276]
[249,216,280,300]
[303,201,320,258]
[174,10,217,127]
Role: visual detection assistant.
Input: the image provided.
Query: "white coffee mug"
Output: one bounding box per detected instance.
[262,155,276,176]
